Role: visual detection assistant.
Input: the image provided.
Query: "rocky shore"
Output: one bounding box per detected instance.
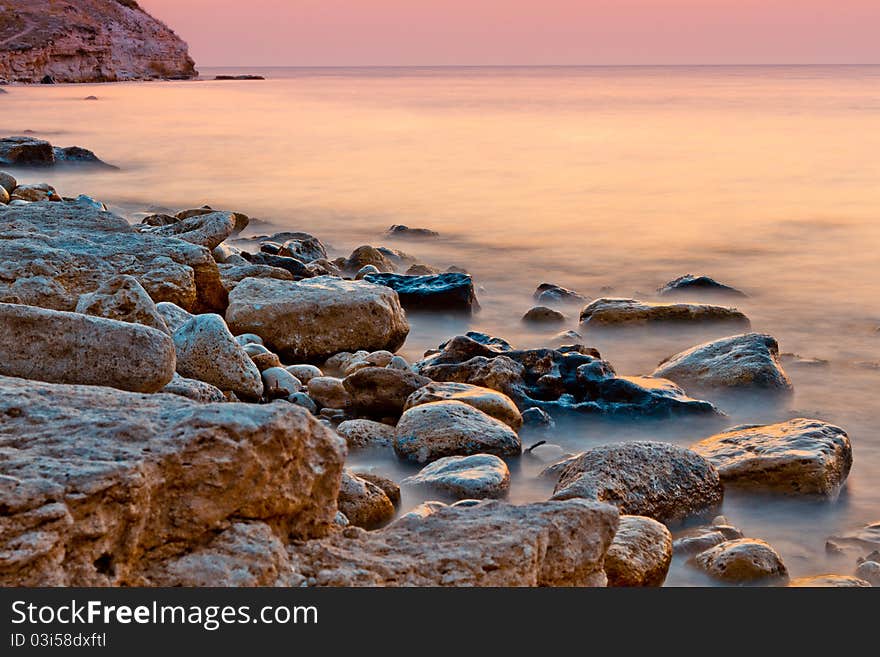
[0,170,873,588]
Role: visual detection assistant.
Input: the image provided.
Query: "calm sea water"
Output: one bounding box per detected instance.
[2,66,879,585]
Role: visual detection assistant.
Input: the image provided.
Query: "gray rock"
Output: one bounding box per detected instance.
[552,441,723,524]
[234,333,264,347]
[287,392,318,414]
[75,274,169,334]
[261,367,302,398]
[658,274,746,298]
[160,373,227,403]
[579,298,750,329]
[0,302,175,393]
[307,376,351,410]
[854,561,880,586]
[335,419,396,448]
[690,419,852,496]
[156,302,194,333]
[355,264,380,280]
[534,283,586,305]
[403,381,523,430]
[286,364,323,385]
[403,454,511,500]
[149,211,236,250]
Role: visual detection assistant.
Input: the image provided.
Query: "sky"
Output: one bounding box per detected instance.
[138,0,880,67]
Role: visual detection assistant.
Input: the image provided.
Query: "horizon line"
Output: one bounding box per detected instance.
[196,63,880,69]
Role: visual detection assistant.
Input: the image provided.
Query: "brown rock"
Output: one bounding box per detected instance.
[694,539,788,584]
[337,471,396,530]
[343,366,430,418]
[605,515,673,587]
[403,381,523,430]
[579,298,750,329]
[335,419,396,448]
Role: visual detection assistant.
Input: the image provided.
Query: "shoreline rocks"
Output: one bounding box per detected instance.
[693,539,788,584]
[402,454,511,500]
[579,298,750,329]
[404,381,523,430]
[0,136,114,168]
[658,274,746,298]
[364,272,480,313]
[604,516,673,587]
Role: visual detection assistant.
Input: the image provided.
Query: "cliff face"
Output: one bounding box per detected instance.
[0,0,197,83]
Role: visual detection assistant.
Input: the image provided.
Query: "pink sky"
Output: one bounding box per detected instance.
[138,0,880,66]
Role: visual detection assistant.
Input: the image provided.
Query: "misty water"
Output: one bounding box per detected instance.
[2,66,878,585]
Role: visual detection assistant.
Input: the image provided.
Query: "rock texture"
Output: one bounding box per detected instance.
[0,376,346,585]
[403,381,523,430]
[788,575,871,588]
[226,277,409,362]
[690,419,852,496]
[579,298,750,329]
[0,0,196,84]
[335,419,396,449]
[0,202,227,313]
[364,272,480,313]
[604,515,673,587]
[402,454,511,500]
[657,274,746,298]
[343,366,431,418]
[551,442,723,524]
[0,302,175,393]
[653,333,793,393]
[337,471,395,530]
[74,274,169,333]
[693,539,788,584]
[287,500,618,587]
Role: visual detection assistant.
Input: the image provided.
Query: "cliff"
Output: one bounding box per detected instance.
[0,0,197,83]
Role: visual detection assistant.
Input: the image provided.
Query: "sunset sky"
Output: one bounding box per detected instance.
[138,0,880,66]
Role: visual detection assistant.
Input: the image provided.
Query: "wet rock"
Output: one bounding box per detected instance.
[245,251,312,278]
[521,407,555,429]
[788,575,871,588]
[160,373,227,403]
[353,473,401,507]
[405,263,440,276]
[307,376,352,410]
[385,225,439,239]
[355,264,380,280]
[658,274,747,298]
[226,276,409,362]
[551,442,723,524]
[344,245,396,274]
[653,333,793,393]
[605,516,673,587]
[394,400,522,464]
[148,211,236,250]
[534,283,586,305]
[0,185,8,204]
[218,263,293,291]
[336,419,397,449]
[855,561,880,586]
[403,381,523,430]
[262,367,302,398]
[364,272,480,313]
[172,313,263,400]
[694,539,788,584]
[826,522,880,554]
[53,145,115,168]
[0,376,346,585]
[155,301,193,333]
[672,517,745,555]
[337,471,396,530]
[402,454,511,500]
[0,136,54,166]
[287,499,618,586]
[0,171,15,194]
[0,202,227,313]
[690,419,852,496]
[278,233,327,263]
[523,306,565,323]
[286,364,323,385]
[343,367,431,418]
[0,302,175,393]
[74,274,169,333]
[524,442,570,464]
[579,298,750,329]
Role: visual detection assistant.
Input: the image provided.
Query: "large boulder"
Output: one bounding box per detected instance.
[0,376,346,585]
[690,419,852,496]
[579,298,750,329]
[402,454,511,500]
[653,333,793,393]
[343,366,431,418]
[74,274,169,333]
[604,515,673,587]
[287,500,618,586]
[364,273,480,313]
[551,442,723,524]
[0,302,175,393]
[0,202,227,313]
[226,276,409,362]
[403,381,523,430]
[693,539,788,584]
[394,400,522,464]
[172,314,263,400]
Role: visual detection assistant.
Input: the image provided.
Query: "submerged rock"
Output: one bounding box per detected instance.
[394,400,522,464]
[0,376,345,585]
[364,272,480,313]
[337,471,396,530]
[287,499,619,586]
[522,306,565,323]
[402,454,511,500]
[226,276,409,362]
[579,298,750,329]
[0,136,54,166]
[403,381,523,430]
[0,302,175,393]
[534,283,586,305]
[693,539,788,584]
[653,333,793,394]
[551,441,723,524]
[604,516,673,587]
[385,224,439,239]
[690,419,852,496]
[673,519,744,556]
[658,274,746,298]
[826,522,880,554]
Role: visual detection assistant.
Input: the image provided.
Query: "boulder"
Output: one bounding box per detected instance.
[579,298,750,329]
[0,136,54,166]
[278,233,327,263]
[394,400,522,464]
[522,306,565,323]
[337,471,396,530]
[160,373,226,403]
[0,376,346,585]
[658,274,746,298]
[402,454,511,500]
[604,516,673,587]
[53,145,114,168]
[788,575,871,588]
[653,333,793,393]
[552,442,723,524]
[364,273,480,313]
[343,366,430,418]
[74,274,169,334]
[172,314,263,400]
[693,539,788,584]
[245,251,311,278]
[335,419,396,449]
[226,276,409,362]
[0,302,174,393]
[690,419,852,496]
[403,381,523,430]
[405,263,441,276]
[287,500,618,586]
[0,202,227,313]
[149,211,235,250]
